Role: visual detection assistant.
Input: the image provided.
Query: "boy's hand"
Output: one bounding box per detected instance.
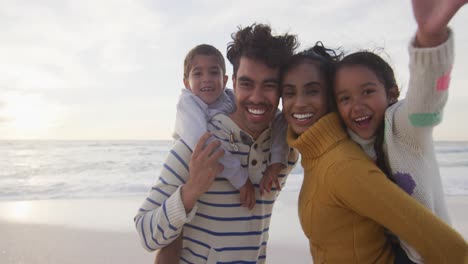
[239,179,255,210]
[259,163,286,195]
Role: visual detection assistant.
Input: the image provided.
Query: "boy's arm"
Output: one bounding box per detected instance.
[176,91,247,190]
[270,111,289,166]
[217,154,248,189]
[260,112,289,194]
[206,115,249,190]
[276,147,299,191]
[174,91,209,149]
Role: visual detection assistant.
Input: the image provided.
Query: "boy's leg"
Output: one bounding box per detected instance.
[154,235,183,264]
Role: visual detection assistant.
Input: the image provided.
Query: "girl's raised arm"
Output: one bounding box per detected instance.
[412,0,467,47]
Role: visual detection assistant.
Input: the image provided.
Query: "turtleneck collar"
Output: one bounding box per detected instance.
[287,112,347,159]
[347,128,377,161]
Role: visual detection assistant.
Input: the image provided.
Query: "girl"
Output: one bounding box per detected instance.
[282,42,467,263]
[333,0,467,262]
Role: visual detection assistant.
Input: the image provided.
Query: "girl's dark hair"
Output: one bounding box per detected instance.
[336,51,399,179]
[281,41,342,111]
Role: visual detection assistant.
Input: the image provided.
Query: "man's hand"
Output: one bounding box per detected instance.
[412,0,467,47]
[182,132,224,212]
[259,163,286,195]
[239,178,255,210]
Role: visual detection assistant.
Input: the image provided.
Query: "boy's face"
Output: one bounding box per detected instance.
[184,55,228,105]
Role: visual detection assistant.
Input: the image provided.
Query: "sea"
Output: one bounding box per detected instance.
[1,140,467,201]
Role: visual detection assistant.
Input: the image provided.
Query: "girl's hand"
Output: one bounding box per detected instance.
[412,0,468,47]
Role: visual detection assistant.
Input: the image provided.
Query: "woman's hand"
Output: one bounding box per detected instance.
[412,0,468,47]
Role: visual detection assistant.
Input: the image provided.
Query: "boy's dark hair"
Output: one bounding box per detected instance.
[227,23,299,77]
[183,44,226,79]
[281,41,341,111]
[336,51,399,181]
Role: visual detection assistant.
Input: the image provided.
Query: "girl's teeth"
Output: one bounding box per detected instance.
[355,116,370,122]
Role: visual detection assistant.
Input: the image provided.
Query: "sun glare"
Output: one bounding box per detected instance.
[2,201,33,222]
[2,93,60,138]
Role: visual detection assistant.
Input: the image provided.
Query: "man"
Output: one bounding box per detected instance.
[134,23,299,263]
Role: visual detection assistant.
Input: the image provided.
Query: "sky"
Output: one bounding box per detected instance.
[1,0,467,141]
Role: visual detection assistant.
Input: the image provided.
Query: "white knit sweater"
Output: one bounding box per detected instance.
[349,30,454,263]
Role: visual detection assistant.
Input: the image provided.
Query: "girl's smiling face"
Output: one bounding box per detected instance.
[282,62,329,135]
[334,65,394,140]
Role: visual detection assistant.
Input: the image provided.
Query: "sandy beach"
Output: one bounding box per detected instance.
[0,194,466,264]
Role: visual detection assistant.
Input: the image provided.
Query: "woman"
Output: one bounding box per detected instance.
[280,41,467,263]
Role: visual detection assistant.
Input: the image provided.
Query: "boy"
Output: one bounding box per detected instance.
[174,44,288,206]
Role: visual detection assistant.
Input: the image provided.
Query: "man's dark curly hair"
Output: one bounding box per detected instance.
[227,23,299,77]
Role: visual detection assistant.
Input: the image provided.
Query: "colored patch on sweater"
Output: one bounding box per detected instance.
[393,172,416,195]
[409,112,441,127]
[436,70,451,91]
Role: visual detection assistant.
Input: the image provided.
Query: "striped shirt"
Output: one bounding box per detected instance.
[135,113,298,263]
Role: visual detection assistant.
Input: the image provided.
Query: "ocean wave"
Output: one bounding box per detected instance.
[1,140,467,201]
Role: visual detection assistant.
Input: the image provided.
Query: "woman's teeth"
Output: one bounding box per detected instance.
[293,113,313,120]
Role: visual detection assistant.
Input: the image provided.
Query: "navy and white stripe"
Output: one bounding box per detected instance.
[134,114,298,263]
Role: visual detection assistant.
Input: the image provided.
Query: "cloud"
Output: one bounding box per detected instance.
[0,0,467,139]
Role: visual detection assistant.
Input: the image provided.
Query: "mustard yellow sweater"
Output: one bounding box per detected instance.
[287,113,467,264]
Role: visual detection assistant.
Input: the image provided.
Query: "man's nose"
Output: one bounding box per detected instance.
[250,86,264,103]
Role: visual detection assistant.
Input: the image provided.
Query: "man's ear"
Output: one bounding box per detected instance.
[223,75,228,88]
[183,78,191,90]
[231,75,236,91]
[388,86,400,104]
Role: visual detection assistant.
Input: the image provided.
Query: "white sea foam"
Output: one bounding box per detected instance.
[1,140,467,201]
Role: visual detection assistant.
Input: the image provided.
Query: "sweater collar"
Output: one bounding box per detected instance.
[287,112,347,158]
[214,114,271,146]
[347,128,377,160]
[347,128,376,146]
